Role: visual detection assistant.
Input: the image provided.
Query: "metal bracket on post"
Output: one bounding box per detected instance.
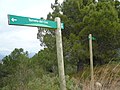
[55,17,66,90]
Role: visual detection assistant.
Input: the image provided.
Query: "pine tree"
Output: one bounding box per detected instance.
[61,0,120,72]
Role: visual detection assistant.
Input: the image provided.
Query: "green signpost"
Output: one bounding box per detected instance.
[8,15,64,29]
[7,14,66,90]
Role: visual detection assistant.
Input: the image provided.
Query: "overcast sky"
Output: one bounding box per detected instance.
[0,0,64,56]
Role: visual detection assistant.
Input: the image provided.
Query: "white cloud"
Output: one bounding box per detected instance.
[0,27,42,53]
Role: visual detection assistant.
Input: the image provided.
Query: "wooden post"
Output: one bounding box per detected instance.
[89,34,94,90]
[55,17,66,90]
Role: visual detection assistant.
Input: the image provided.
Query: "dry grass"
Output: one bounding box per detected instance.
[73,62,120,90]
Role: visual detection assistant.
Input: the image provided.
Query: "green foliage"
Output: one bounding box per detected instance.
[2,0,120,89]
[80,1,120,63]
[28,75,59,90]
[66,75,82,90]
[61,0,120,68]
[0,48,30,89]
[2,48,29,75]
[37,0,120,73]
[32,47,58,73]
[63,33,89,73]
[0,49,81,90]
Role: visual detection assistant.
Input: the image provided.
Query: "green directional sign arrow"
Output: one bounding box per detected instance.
[88,36,96,40]
[8,15,64,29]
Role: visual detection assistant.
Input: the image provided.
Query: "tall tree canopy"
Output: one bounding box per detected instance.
[37,0,120,72]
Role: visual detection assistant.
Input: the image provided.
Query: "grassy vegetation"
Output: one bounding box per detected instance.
[1,49,120,90]
[71,62,120,90]
[1,60,120,90]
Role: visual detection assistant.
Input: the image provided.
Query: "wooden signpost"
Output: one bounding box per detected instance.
[8,15,66,90]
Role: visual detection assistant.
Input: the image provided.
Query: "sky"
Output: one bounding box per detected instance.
[0,0,64,56]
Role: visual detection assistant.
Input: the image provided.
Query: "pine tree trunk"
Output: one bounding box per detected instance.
[77,60,84,72]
